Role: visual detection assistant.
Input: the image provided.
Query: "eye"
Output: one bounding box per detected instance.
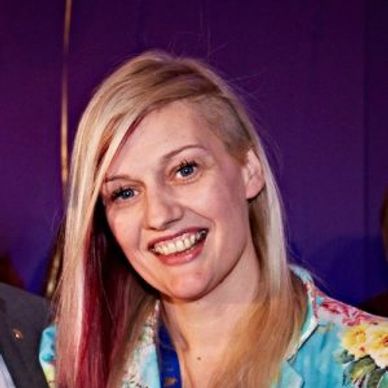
[111,187,136,202]
[176,160,198,179]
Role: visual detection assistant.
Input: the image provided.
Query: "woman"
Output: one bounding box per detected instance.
[40,51,388,387]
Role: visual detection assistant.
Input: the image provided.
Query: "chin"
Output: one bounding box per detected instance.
[163,278,211,302]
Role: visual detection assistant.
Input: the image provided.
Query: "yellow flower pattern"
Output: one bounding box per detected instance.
[364,323,388,369]
[342,322,388,369]
[342,324,368,360]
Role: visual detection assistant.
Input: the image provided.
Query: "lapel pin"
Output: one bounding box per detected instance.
[12,328,23,340]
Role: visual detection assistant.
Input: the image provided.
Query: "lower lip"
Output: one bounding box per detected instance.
[154,238,206,266]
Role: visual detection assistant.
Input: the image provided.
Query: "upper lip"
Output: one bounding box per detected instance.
[147,227,208,250]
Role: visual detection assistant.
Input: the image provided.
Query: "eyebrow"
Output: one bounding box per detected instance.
[103,144,207,184]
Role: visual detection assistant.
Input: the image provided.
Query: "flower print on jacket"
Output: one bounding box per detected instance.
[336,315,388,386]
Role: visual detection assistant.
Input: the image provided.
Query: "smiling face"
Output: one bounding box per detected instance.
[101,100,264,303]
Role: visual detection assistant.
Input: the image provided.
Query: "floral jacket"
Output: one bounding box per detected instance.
[39,269,388,387]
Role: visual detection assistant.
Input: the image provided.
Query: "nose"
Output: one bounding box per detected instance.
[143,186,183,230]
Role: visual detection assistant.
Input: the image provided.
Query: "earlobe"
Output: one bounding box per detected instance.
[243,149,265,200]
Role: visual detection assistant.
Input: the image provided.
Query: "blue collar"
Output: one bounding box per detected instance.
[158,323,182,388]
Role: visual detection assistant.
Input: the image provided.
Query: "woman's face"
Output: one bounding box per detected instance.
[102,101,264,303]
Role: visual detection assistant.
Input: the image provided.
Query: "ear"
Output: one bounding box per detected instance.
[242,149,265,200]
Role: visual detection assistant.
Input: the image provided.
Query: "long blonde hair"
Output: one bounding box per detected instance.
[57,51,306,387]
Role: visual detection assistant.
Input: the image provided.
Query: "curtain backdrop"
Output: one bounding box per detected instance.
[0,0,387,305]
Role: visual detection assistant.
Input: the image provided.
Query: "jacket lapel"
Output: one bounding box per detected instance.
[276,361,303,388]
[122,306,161,388]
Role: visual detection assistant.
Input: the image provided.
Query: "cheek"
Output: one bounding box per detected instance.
[200,174,251,251]
[106,210,142,255]
[194,173,247,218]
[109,215,157,283]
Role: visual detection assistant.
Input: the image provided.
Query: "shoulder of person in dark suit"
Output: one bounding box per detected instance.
[0,282,51,388]
[0,283,50,324]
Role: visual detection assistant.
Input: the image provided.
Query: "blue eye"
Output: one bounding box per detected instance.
[177,160,198,178]
[112,187,135,201]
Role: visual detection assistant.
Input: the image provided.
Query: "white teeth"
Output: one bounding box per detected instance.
[183,238,191,249]
[167,242,175,254]
[176,240,185,251]
[152,231,206,255]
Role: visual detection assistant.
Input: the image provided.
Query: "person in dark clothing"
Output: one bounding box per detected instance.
[0,282,49,388]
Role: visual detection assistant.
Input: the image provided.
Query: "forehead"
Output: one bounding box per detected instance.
[133,101,209,147]
[107,101,226,175]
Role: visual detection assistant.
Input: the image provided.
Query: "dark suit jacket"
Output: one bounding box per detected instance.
[0,283,49,388]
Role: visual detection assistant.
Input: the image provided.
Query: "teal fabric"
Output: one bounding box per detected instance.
[39,268,388,387]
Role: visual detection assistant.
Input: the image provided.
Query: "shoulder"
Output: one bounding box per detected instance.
[0,282,48,307]
[290,267,388,387]
[315,289,388,384]
[0,282,50,327]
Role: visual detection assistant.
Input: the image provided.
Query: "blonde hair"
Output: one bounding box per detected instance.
[57,51,306,387]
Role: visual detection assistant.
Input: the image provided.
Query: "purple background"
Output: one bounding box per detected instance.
[0,1,387,305]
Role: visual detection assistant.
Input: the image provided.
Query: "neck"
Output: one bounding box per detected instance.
[161,253,260,356]
[159,241,260,387]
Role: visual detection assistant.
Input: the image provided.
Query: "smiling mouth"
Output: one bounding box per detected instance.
[150,229,208,256]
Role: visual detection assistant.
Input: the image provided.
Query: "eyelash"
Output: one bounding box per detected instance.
[175,159,199,179]
[110,186,136,202]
